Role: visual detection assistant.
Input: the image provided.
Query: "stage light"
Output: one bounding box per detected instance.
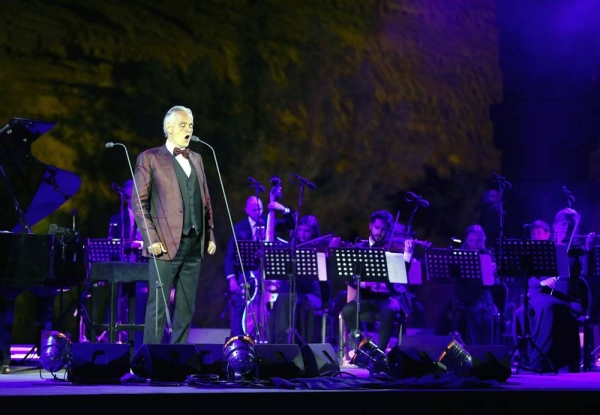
[40,332,73,373]
[223,335,256,380]
[350,337,389,375]
[438,338,473,377]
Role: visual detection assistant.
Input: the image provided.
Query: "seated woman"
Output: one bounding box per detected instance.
[513,208,593,373]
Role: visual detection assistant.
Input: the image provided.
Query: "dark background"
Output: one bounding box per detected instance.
[2,0,599,342]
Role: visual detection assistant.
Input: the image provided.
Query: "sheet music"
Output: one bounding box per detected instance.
[316,252,328,281]
[479,254,495,286]
[385,252,408,284]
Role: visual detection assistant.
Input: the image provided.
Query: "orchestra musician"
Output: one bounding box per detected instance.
[224,194,294,339]
[340,210,415,353]
[433,224,496,346]
[512,208,594,373]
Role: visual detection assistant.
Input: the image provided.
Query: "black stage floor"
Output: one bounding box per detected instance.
[2,346,600,415]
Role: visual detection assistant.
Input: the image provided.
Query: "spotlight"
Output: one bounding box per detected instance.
[350,337,389,375]
[223,335,256,380]
[438,338,473,377]
[40,332,73,373]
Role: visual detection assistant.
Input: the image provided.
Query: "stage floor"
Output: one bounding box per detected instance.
[3,358,600,414]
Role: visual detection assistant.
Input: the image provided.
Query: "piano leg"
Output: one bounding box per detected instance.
[0,295,17,374]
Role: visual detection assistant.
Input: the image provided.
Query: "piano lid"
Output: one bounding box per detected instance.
[0,117,81,233]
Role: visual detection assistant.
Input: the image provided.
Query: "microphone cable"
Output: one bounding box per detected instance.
[105,141,173,342]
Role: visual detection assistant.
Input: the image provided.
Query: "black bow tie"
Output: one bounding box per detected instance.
[173,147,190,159]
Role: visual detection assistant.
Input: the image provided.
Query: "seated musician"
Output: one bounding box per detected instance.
[268,214,323,344]
[340,210,414,353]
[224,194,294,339]
[433,224,496,346]
[513,208,594,373]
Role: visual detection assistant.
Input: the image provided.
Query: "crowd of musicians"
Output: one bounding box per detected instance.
[103,106,600,375]
[4,106,597,376]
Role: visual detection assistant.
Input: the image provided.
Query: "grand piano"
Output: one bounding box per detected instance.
[0,117,84,373]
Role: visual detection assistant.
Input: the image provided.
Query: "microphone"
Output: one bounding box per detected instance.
[405,192,430,208]
[105,142,116,148]
[247,176,265,193]
[289,173,317,191]
[190,135,257,339]
[48,223,72,236]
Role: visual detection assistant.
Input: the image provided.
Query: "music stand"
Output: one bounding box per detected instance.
[425,248,485,343]
[495,239,566,374]
[328,247,390,349]
[263,246,319,344]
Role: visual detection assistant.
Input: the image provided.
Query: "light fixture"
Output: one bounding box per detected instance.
[223,335,256,381]
[350,337,389,375]
[40,332,73,374]
[437,338,473,377]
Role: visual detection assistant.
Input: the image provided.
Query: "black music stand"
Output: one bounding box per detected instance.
[235,240,272,343]
[328,247,390,350]
[263,246,320,344]
[425,248,484,343]
[495,239,563,374]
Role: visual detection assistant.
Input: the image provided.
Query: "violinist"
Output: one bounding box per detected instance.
[340,210,415,353]
[513,208,594,373]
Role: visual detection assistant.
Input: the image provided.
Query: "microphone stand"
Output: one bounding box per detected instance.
[189,137,256,342]
[286,182,305,345]
[106,142,173,343]
[491,173,512,346]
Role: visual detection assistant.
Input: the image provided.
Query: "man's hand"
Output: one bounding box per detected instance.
[540,277,558,289]
[148,242,167,256]
[207,241,216,255]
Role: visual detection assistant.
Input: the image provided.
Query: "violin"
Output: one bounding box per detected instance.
[389,237,432,250]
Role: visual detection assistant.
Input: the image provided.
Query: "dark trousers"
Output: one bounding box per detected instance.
[143,232,202,344]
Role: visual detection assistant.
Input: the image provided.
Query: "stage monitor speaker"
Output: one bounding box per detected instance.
[387,346,442,379]
[300,343,340,377]
[194,343,227,377]
[68,343,130,384]
[254,344,305,379]
[130,344,202,382]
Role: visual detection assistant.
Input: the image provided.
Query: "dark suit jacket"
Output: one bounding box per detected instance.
[132,144,215,260]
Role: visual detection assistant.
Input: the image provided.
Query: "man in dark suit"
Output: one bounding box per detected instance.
[132,105,216,345]
[225,194,294,340]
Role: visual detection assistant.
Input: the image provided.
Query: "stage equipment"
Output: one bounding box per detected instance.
[223,335,256,380]
[350,337,389,375]
[437,338,473,377]
[40,332,73,373]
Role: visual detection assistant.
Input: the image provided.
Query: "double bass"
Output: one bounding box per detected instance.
[243,176,282,342]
